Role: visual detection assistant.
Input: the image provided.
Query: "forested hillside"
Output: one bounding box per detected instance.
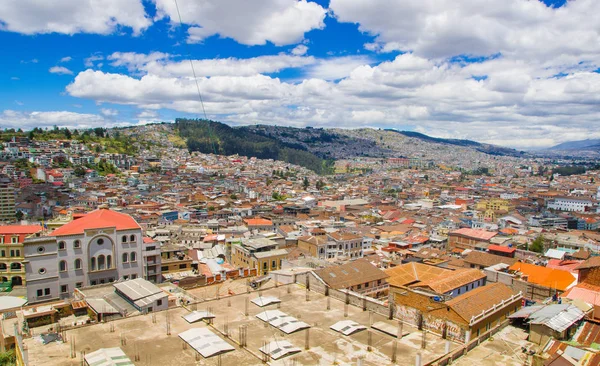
[175,119,334,175]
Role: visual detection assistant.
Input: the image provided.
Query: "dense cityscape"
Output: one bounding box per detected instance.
[0,122,598,365]
[3,0,600,365]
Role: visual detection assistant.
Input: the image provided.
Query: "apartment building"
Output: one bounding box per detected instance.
[231,237,287,276]
[448,228,498,251]
[327,232,363,259]
[0,175,15,222]
[547,197,594,213]
[0,224,43,286]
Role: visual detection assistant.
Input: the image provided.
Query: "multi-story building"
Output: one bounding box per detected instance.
[159,244,193,275]
[0,175,15,222]
[231,237,287,276]
[327,232,363,259]
[23,208,145,303]
[0,225,43,286]
[476,198,514,221]
[143,237,161,283]
[448,228,498,251]
[547,197,594,213]
[297,235,328,259]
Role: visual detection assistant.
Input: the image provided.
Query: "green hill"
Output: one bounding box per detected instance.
[175,119,334,175]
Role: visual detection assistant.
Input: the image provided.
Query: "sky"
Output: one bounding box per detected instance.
[1,0,600,149]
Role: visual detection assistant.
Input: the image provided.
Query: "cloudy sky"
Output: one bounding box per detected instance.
[1,0,599,149]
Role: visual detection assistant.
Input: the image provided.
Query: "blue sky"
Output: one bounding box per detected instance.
[3,0,600,149]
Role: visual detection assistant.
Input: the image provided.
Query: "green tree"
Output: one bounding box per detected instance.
[15,211,23,221]
[303,176,309,189]
[316,180,325,190]
[0,350,15,365]
[73,166,86,177]
[530,235,545,253]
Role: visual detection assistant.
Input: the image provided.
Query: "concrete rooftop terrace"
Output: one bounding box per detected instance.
[24,283,459,365]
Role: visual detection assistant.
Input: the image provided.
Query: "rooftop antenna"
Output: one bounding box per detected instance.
[173,0,218,155]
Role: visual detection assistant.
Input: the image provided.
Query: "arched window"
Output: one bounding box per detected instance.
[74,259,82,270]
[58,241,66,250]
[10,263,21,270]
[130,252,137,262]
[59,260,67,272]
[122,253,129,263]
[0,263,6,270]
[107,255,112,269]
[90,257,96,271]
[129,235,136,242]
[73,240,81,249]
[122,235,128,243]
[98,255,105,270]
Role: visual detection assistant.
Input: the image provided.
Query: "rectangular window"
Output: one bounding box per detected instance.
[91,280,97,286]
[37,289,43,297]
[76,282,82,289]
[11,237,18,244]
[60,285,68,293]
[272,260,276,268]
[132,274,137,279]
[179,264,187,269]
[161,266,168,272]
[0,250,4,257]
[44,288,50,296]
[157,299,162,306]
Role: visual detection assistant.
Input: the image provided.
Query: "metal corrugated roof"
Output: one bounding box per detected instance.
[178,328,235,358]
[251,296,281,307]
[84,347,133,366]
[330,320,367,336]
[512,304,585,332]
[259,340,301,360]
[256,310,310,334]
[182,311,215,324]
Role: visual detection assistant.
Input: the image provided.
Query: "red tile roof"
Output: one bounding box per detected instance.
[51,209,140,236]
[243,218,273,226]
[450,228,497,241]
[0,225,43,235]
[487,244,516,254]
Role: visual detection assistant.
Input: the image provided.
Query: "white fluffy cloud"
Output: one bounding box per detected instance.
[108,52,315,77]
[0,110,122,130]
[0,0,150,35]
[49,66,73,75]
[100,108,119,117]
[291,44,309,56]
[153,0,326,45]
[65,50,600,148]
[330,0,600,63]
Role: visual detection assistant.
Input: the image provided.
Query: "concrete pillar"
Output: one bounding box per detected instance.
[445,340,451,354]
[415,353,422,366]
